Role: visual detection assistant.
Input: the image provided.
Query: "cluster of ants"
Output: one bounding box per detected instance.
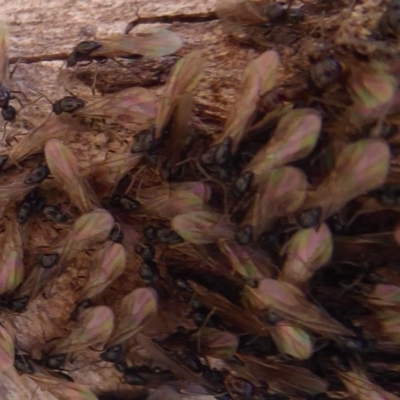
[1,1,400,400]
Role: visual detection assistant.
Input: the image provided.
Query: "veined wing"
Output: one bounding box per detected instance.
[215,0,267,26]
[0,20,10,83]
[93,29,183,58]
[75,87,157,131]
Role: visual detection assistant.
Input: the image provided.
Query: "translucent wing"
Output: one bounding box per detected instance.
[347,61,398,125]
[300,139,390,221]
[140,182,211,219]
[215,0,267,26]
[49,306,114,356]
[215,50,280,154]
[9,264,60,309]
[11,210,114,306]
[79,242,127,302]
[147,384,217,400]
[85,151,143,194]
[106,287,158,347]
[74,87,157,131]
[0,218,24,295]
[4,115,73,168]
[189,281,270,336]
[194,328,238,359]
[374,309,400,344]
[236,353,328,396]
[244,108,321,184]
[0,325,14,372]
[57,209,115,264]
[155,51,206,139]
[164,91,194,174]
[192,275,313,360]
[29,373,99,400]
[279,223,333,287]
[217,240,274,281]
[90,29,183,58]
[337,362,400,400]
[45,139,100,213]
[172,211,235,244]
[242,166,307,238]
[270,321,314,360]
[367,284,400,307]
[136,333,213,389]
[243,278,356,337]
[0,170,47,214]
[0,19,10,83]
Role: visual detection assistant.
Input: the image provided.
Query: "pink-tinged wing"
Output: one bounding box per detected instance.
[215,0,267,25]
[335,139,391,186]
[302,139,390,220]
[5,116,73,167]
[218,240,273,281]
[367,284,400,307]
[51,306,114,355]
[80,242,127,301]
[242,49,280,95]
[45,139,100,213]
[375,310,400,344]
[146,384,213,400]
[46,380,98,400]
[164,92,194,174]
[87,152,143,191]
[31,374,99,400]
[107,287,158,346]
[347,63,397,124]
[195,328,238,358]
[60,209,115,263]
[0,219,24,295]
[76,87,157,131]
[395,222,400,246]
[280,223,333,287]
[0,167,50,212]
[338,369,400,400]
[141,182,212,219]
[271,322,313,360]
[243,278,355,337]
[0,20,10,83]
[189,281,270,336]
[217,50,280,153]
[0,325,15,372]
[243,166,307,238]
[246,108,321,181]
[172,211,235,244]
[0,185,31,215]
[136,333,212,389]
[94,29,183,58]
[11,261,62,304]
[237,353,328,396]
[140,181,211,201]
[155,51,206,139]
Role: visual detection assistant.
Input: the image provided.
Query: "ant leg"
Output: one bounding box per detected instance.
[63,87,78,97]
[10,94,24,109]
[111,57,131,71]
[124,165,146,198]
[124,20,140,35]
[10,90,28,102]
[1,121,8,144]
[9,58,21,78]
[79,61,94,67]
[124,0,142,35]
[91,62,99,95]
